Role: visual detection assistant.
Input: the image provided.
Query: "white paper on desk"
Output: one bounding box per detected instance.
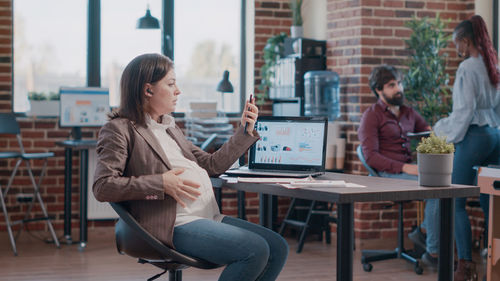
[235,177,303,184]
[281,180,366,189]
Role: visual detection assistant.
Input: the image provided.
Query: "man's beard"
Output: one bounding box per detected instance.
[383,92,404,106]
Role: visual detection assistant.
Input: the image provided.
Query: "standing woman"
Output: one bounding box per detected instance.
[434,15,500,281]
[93,53,289,281]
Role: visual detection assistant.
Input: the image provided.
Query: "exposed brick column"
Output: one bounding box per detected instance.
[225,0,295,224]
[253,0,292,117]
[0,0,11,112]
[326,0,475,240]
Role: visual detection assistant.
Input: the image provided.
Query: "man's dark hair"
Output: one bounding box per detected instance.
[368,65,402,98]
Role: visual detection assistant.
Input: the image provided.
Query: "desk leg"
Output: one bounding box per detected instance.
[63,147,73,244]
[271,195,278,230]
[214,187,222,213]
[259,194,273,228]
[259,194,268,227]
[438,198,454,281]
[337,202,353,281]
[488,195,500,281]
[79,149,89,250]
[237,191,246,220]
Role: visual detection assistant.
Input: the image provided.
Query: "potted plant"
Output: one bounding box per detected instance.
[416,133,455,187]
[258,32,288,103]
[403,15,452,126]
[28,91,60,117]
[289,0,303,38]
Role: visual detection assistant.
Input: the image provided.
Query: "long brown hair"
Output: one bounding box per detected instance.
[110,53,174,125]
[454,15,499,86]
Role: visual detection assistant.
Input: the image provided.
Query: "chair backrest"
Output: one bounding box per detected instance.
[0,113,24,153]
[356,146,380,177]
[109,202,221,270]
[0,113,21,135]
[200,133,218,151]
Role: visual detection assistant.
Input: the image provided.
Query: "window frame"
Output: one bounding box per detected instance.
[12,0,248,116]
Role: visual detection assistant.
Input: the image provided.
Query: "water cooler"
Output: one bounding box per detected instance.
[304,70,344,170]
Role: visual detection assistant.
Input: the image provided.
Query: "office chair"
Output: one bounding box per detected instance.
[110,202,222,281]
[357,145,423,274]
[199,133,218,152]
[0,113,60,255]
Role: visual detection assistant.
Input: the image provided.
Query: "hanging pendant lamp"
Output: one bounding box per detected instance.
[137,5,160,29]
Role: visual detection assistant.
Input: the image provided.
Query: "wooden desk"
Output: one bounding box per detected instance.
[477,167,500,281]
[220,172,478,281]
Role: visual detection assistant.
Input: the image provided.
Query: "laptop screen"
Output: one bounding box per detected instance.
[249,116,328,172]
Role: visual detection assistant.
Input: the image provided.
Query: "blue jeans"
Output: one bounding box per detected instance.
[452,125,500,260]
[379,171,440,254]
[173,216,289,281]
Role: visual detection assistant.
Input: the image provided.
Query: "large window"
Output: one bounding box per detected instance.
[173,0,242,113]
[101,0,162,107]
[13,0,246,114]
[13,0,87,113]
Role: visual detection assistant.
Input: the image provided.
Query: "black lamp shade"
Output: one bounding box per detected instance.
[137,8,160,29]
[216,70,234,93]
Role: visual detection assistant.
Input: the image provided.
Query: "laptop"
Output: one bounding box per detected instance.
[225,116,328,178]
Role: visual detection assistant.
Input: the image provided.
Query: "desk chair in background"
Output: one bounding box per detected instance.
[110,202,222,281]
[357,145,423,275]
[199,133,218,152]
[0,113,60,255]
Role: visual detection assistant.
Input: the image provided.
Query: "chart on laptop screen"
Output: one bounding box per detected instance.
[254,121,325,166]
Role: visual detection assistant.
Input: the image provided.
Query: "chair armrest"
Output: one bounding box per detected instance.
[200,133,218,151]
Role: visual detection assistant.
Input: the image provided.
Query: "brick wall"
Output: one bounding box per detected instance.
[0,0,10,111]
[0,0,294,233]
[0,0,486,244]
[325,0,483,240]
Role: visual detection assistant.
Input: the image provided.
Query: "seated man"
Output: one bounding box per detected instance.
[357,65,437,268]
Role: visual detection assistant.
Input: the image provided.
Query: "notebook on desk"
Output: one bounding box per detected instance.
[225,116,328,178]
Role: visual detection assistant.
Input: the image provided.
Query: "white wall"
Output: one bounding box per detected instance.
[302,0,327,40]
[246,0,255,101]
[475,0,494,41]
[475,0,499,57]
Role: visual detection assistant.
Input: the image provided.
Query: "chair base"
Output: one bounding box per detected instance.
[138,259,187,281]
[361,248,423,274]
[360,202,423,275]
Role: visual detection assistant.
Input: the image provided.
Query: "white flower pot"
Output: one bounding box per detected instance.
[290,25,303,38]
[417,153,454,187]
[28,100,60,117]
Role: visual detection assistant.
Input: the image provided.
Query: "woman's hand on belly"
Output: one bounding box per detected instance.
[162,168,201,208]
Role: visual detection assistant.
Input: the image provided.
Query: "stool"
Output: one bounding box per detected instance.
[279,198,336,253]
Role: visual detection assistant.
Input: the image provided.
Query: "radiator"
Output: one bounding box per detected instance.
[87,148,118,219]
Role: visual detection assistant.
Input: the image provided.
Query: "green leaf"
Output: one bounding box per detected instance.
[403,15,452,126]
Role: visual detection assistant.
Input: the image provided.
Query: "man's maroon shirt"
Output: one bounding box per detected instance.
[358,99,429,174]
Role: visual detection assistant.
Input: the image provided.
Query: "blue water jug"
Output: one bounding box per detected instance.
[303,71,340,121]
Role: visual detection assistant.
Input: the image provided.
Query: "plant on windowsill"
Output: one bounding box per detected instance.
[27,91,60,117]
[416,132,455,187]
[257,32,288,104]
[289,0,303,38]
[403,15,452,126]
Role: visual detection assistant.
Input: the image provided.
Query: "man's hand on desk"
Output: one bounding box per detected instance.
[402,164,418,175]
